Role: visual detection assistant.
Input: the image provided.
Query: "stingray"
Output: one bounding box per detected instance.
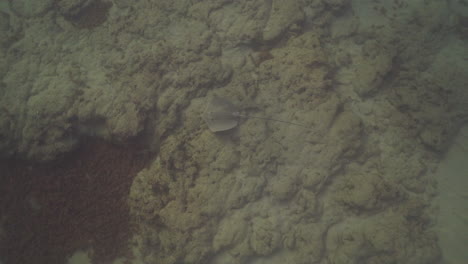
[202,96,308,132]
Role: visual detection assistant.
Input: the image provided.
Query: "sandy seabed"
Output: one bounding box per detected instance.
[0,0,467,264]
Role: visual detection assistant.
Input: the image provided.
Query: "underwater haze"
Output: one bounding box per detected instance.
[0,0,467,264]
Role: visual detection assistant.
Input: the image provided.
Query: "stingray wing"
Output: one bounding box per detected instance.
[202,96,239,132]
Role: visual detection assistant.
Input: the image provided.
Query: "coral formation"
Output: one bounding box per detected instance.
[0,0,467,263]
[9,0,54,17]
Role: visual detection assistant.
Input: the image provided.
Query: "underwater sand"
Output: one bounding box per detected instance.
[434,125,468,264]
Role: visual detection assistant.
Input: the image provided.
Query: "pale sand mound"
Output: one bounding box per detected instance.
[433,125,468,264]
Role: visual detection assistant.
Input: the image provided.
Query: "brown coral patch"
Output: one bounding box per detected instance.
[64,0,113,29]
[0,138,151,264]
